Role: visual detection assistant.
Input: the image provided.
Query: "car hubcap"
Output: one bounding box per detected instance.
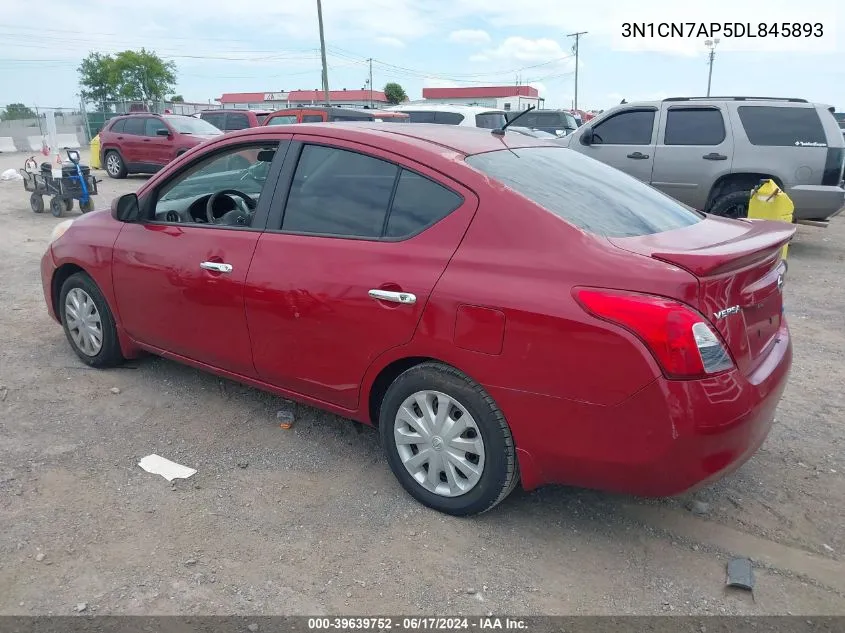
[64,288,103,356]
[107,154,119,175]
[394,390,485,497]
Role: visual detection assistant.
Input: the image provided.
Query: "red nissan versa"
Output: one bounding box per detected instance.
[99,113,222,179]
[42,123,794,516]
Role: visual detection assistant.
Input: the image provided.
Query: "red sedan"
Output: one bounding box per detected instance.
[41,123,794,515]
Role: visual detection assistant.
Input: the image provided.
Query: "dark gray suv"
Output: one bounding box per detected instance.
[560,97,845,224]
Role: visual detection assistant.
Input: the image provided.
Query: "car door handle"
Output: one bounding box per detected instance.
[200,261,233,273]
[703,152,728,160]
[368,289,416,304]
[626,152,649,159]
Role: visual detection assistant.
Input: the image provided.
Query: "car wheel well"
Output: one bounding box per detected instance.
[52,263,86,322]
[706,173,784,211]
[368,356,438,426]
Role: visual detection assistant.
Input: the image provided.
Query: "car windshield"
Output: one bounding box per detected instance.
[163,116,223,135]
[475,112,506,129]
[466,147,703,238]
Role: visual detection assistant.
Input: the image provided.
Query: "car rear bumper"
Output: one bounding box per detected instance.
[490,323,792,496]
[40,247,59,323]
[786,184,845,221]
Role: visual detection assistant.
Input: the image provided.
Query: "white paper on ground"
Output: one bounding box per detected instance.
[138,454,197,481]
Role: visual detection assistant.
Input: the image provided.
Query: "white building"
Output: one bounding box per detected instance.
[421,86,543,111]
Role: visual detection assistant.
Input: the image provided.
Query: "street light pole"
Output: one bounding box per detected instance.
[317,0,330,105]
[567,31,587,112]
[705,38,720,97]
[368,58,373,108]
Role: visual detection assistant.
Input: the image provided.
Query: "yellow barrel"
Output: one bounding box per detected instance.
[89,134,101,169]
[748,179,794,259]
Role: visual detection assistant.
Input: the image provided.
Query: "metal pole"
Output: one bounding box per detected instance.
[368,58,373,108]
[317,0,330,105]
[706,49,715,97]
[567,31,587,112]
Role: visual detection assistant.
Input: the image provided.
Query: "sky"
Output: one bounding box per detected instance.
[1,0,843,112]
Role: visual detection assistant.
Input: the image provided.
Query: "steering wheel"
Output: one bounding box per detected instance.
[206,189,256,225]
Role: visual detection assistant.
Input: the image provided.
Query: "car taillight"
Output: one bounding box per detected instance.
[574,288,734,379]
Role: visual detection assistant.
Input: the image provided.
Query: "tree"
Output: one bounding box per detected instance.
[383,82,407,105]
[1,103,36,120]
[169,95,184,103]
[112,49,176,102]
[78,52,118,107]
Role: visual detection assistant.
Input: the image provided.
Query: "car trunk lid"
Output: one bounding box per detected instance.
[609,216,794,375]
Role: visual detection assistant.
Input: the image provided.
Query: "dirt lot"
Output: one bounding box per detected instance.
[0,149,843,616]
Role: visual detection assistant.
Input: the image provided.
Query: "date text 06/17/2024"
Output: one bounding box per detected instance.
[621,22,824,39]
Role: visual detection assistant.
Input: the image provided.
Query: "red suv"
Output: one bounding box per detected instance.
[99,114,222,179]
[197,109,272,131]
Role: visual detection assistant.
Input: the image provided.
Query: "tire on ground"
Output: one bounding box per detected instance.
[58,272,125,368]
[104,150,127,179]
[379,361,519,516]
[708,190,751,219]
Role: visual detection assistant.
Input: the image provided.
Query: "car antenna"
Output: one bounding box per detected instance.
[492,105,536,136]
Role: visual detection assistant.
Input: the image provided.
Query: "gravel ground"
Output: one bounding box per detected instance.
[0,150,843,616]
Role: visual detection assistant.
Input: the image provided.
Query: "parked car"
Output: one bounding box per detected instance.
[198,109,273,131]
[44,123,794,515]
[262,107,403,125]
[505,109,578,136]
[385,104,507,128]
[99,114,222,179]
[560,96,845,223]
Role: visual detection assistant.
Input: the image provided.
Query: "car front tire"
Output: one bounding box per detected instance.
[379,362,519,516]
[59,272,124,368]
[104,150,127,179]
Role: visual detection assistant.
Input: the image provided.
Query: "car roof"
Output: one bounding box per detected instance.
[221,121,552,156]
[385,104,506,115]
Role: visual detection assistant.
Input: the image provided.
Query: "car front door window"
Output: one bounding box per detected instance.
[592,110,655,145]
[153,143,281,226]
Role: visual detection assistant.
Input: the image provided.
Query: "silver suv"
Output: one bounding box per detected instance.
[560,97,845,223]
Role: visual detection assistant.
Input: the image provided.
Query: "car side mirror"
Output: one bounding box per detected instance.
[156,128,171,137]
[112,193,140,223]
[580,127,594,146]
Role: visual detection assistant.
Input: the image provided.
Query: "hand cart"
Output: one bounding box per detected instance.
[20,149,99,217]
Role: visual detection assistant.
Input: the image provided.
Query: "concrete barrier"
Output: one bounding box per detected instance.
[0,137,16,152]
[56,133,81,149]
[26,136,44,152]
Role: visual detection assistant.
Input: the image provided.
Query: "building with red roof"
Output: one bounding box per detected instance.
[216,89,390,110]
[421,85,542,112]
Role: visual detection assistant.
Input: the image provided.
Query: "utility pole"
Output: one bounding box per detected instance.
[368,58,373,108]
[567,31,587,112]
[705,38,720,97]
[316,0,330,105]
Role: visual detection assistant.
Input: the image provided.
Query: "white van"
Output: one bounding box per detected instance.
[385,104,507,129]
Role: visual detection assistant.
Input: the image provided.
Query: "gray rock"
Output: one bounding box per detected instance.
[110,387,121,395]
[75,603,87,613]
[686,500,710,515]
[247,624,259,632]
[35,552,46,562]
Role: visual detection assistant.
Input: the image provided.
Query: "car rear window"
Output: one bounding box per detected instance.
[738,106,827,147]
[226,113,251,130]
[475,112,506,129]
[466,147,702,238]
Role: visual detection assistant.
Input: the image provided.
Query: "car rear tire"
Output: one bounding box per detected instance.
[379,362,519,516]
[59,272,124,368]
[105,150,127,179]
[708,190,750,219]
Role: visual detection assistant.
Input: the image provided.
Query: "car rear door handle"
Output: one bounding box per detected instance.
[200,261,233,273]
[703,152,728,160]
[626,152,649,159]
[368,289,416,304]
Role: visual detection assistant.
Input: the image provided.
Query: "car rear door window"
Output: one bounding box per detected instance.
[664,108,726,145]
[267,115,298,125]
[109,119,125,133]
[385,171,463,238]
[144,118,170,137]
[302,115,324,123]
[122,117,145,136]
[226,113,250,130]
[434,112,465,125]
[474,112,506,128]
[591,110,655,145]
[738,106,827,146]
[466,147,701,238]
[282,145,398,237]
[405,111,436,123]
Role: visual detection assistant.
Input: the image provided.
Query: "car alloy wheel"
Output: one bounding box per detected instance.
[106,153,122,177]
[394,390,486,497]
[64,287,103,356]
